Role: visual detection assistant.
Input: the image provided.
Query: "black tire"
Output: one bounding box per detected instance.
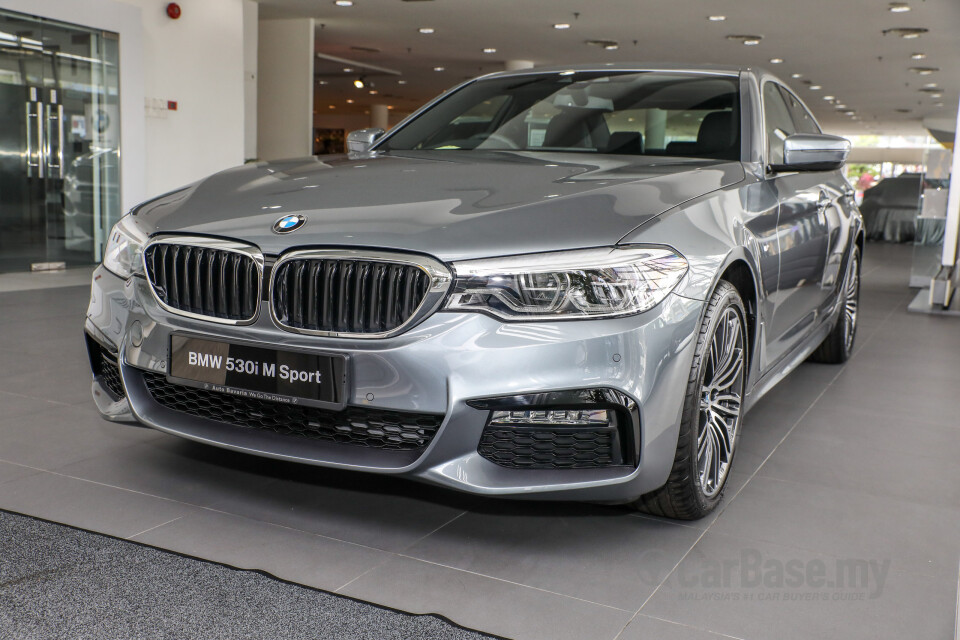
[809,246,860,364]
[633,281,748,520]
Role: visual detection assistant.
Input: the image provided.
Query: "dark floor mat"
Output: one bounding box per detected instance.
[0,509,499,640]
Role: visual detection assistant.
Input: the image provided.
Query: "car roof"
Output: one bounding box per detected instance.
[478,62,752,80]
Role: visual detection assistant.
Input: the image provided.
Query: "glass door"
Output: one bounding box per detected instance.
[0,10,120,273]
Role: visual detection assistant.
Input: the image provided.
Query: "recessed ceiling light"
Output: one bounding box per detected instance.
[930,93,943,98]
[708,15,726,21]
[727,34,763,45]
[924,83,940,88]
[346,99,354,104]
[934,102,945,107]
[604,44,619,50]
[387,105,394,110]
[836,104,847,109]
[483,48,496,53]
[353,78,365,88]
[553,23,571,29]
[397,79,407,84]
[328,105,336,109]
[334,0,353,6]
[823,95,835,100]
[910,66,939,75]
[369,89,378,94]
[809,85,822,90]
[769,58,784,64]
[883,27,928,38]
[888,2,910,12]
[343,67,354,73]
[911,52,926,60]
[418,27,435,34]
[318,80,329,85]
[791,73,802,78]
[433,66,445,71]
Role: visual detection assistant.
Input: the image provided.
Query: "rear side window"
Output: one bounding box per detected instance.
[779,87,821,135]
[762,82,797,165]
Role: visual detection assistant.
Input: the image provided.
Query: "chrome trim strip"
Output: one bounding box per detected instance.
[269,248,453,339]
[142,236,265,326]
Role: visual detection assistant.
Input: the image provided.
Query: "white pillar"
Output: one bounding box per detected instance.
[371,104,389,130]
[257,18,314,160]
[242,0,258,161]
[645,109,667,150]
[505,60,535,71]
[940,103,960,268]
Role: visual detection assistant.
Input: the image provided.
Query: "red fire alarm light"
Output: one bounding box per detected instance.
[166,3,181,19]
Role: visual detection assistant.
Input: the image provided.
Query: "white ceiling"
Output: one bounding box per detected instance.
[257,0,960,137]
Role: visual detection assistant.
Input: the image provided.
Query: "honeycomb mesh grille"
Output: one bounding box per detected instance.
[142,372,442,451]
[478,426,619,469]
[99,351,125,400]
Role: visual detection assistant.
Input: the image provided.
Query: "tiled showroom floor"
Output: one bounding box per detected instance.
[0,243,957,640]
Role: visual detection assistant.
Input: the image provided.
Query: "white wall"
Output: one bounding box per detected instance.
[127,0,246,197]
[258,18,314,160]
[3,0,247,206]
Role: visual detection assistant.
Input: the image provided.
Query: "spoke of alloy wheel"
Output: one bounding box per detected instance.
[710,412,732,456]
[712,348,743,391]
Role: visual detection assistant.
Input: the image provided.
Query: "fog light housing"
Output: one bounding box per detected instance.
[469,389,640,469]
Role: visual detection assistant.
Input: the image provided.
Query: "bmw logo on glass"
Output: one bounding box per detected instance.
[273,214,306,234]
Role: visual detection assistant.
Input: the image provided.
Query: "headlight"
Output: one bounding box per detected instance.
[443,246,688,320]
[102,214,148,278]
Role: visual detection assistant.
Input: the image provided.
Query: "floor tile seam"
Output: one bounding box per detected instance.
[701,527,958,582]
[396,510,469,553]
[186,503,405,555]
[0,389,75,411]
[611,525,712,639]
[125,516,185,540]
[632,613,749,640]
[390,553,634,613]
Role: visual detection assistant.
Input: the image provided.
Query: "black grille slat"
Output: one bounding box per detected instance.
[144,244,259,322]
[272,257,433,335]
[143,372,442,451]
[96,347,125,400]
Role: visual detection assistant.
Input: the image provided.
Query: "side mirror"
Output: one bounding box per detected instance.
[772,134,851,172]
[347,127,385,153]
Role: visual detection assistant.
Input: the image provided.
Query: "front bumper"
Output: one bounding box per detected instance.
[85,265,703,503]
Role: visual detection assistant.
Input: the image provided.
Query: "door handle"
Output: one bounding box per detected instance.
[816,191,830,224]
[45,103,64,179]
[25,101,42,178]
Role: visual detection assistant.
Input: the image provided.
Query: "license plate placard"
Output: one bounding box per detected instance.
[168,335,346,409]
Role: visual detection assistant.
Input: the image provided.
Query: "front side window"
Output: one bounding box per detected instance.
[380,72,741,161]
[762,82,797,165]
[779,87,821,135]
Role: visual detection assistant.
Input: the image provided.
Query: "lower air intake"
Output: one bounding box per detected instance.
[142,372,443,451]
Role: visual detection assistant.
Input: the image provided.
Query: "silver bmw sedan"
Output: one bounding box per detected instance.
[85,64,862,519]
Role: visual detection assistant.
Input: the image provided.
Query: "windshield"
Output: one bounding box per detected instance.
[380,71,741,161]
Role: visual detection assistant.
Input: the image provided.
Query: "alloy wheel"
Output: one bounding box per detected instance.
[842,252,860,355]
[697,307,746,499]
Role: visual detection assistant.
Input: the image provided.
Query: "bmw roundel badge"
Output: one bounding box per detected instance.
[273,214,306,234]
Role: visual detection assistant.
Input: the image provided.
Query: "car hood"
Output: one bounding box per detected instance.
[133,151,744,261]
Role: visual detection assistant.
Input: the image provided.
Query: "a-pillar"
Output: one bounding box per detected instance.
[371,104,390,130]
[257,18,314,160]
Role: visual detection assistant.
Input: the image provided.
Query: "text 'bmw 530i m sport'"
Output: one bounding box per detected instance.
[86,65,862,519]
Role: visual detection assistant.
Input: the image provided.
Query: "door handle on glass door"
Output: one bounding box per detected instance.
[25,102,41,178]
[46,103,64,179]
